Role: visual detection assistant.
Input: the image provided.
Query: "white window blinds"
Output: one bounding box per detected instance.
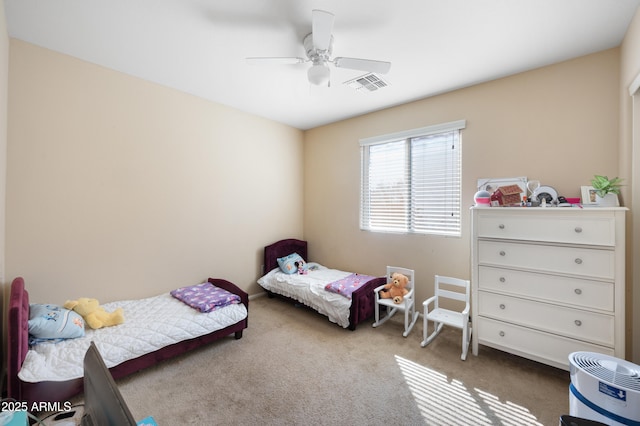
[360,120,465,237]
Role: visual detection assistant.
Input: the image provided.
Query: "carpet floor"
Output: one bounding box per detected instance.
[80,295,571,425]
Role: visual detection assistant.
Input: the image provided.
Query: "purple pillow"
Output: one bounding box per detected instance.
[170,283,240,313]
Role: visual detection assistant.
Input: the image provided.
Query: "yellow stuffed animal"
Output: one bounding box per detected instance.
[63,298,124,329]
[379,272,410,304]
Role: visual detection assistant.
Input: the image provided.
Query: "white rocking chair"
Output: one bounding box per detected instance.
[420,275,472,360]
[372,266,419,337]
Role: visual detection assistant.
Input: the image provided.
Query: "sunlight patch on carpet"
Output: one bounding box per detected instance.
[395,355,543,425]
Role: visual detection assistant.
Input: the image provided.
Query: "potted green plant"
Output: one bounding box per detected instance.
[590,175,622,206]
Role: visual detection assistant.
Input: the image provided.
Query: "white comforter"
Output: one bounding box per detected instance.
[257,263,352,328]
[18,292,248,383]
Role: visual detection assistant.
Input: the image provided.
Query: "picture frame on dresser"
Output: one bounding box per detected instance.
[580,186,598,204]
[580,185,620,206]
[477,176,527,195]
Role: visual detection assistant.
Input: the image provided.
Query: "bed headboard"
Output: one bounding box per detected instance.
[263,239,308,274]
[7,277,30,401]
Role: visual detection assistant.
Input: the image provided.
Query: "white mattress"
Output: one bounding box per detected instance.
[18,292,248,383]
[257,263,352,328]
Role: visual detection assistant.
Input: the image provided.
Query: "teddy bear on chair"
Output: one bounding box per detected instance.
[64,297,125,329]
[379,272,409,304]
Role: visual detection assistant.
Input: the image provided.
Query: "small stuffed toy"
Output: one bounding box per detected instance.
[379,272,409,304]
[63,297,125,329]
[295,260,308,275]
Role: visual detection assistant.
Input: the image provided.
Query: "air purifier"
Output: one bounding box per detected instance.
[569,352,640,426]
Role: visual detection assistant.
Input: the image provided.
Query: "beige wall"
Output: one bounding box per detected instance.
[0,2,7,286]
[0,0,9,383]
[304,48,621,325]
[620,8,640,363]
[6,40,304,304]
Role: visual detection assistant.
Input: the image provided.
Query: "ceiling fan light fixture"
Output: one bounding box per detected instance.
[247,9,391,89]
[307,63,330,86]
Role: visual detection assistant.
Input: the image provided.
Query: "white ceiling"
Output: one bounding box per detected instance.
[4,0,640,130]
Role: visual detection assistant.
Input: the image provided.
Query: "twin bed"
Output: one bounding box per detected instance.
[258,238,385,330]
[7,238,379,409]
[7,276,249,407]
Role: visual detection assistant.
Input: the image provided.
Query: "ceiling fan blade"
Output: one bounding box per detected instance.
[334,57,391,74]
[246,57,306,65]
[312,9,334,51]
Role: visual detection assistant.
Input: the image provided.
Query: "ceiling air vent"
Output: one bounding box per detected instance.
[344,73,389,92]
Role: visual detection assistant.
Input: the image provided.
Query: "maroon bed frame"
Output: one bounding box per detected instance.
[6,276,248,408]
[262,238,384,331]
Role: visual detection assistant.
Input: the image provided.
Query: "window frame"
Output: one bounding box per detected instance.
[360,120,466,237]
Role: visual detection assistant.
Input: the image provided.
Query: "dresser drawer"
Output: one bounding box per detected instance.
[476,317,615,370]
[478,292,614,346]
[478,240,614,280]
[478,266,614,311]
[475,210,615,246]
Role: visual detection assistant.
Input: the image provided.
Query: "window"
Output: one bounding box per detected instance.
[360,120,465,237]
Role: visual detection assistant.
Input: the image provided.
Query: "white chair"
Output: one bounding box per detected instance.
[421,275,472,360]
[372,266,419,337]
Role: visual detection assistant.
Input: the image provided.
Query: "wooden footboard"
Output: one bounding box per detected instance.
[348,276,386,330]
[7,276,248,409]
[208,277,249,336]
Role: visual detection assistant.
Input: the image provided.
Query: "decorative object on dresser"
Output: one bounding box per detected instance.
[477,177,527,194]
[478,177,527,206]
[490,184,524,206]
[474,190,491,207]
[531,185,559,205]
[589,175,622,207]
[580,186,598,205]
[470,207,626,371]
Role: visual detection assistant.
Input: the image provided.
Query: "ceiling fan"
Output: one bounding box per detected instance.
[246,9,391,87]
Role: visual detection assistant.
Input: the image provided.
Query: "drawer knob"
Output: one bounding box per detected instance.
[500,251,506,256]
[499,331,505,337]
[575,227,583,233]
[575,320,582,326]
[574,288,582,295]
[499,277,506,283]
[499,304,506,310]
[575,258,583,265]
[499,224,505,229]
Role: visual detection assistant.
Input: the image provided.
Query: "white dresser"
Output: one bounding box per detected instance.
[471,207,626,370]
